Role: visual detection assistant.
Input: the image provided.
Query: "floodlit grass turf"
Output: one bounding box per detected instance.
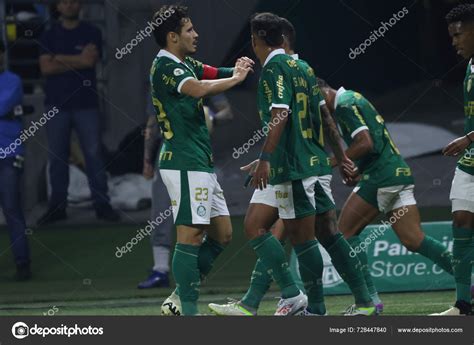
[0,208,457,316]
[0,291,456,316]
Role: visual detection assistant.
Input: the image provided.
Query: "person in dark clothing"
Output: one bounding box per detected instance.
[0,41,31,280]
[37,0,120,224]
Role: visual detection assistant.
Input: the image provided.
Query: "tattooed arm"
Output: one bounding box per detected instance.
[320,104,357,181]
[143,115,160,180]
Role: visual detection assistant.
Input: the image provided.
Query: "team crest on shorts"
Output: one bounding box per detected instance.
[197,205,206,217]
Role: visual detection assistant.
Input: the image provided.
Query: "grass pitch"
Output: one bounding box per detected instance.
[0,210,458,316]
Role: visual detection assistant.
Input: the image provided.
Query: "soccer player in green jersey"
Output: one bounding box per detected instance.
[149,5,254,316]
[208,17,375,316]
[318,79,455,314]
[435,4,474,315]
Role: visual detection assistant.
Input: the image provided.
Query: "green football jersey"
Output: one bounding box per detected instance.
[150,50,213,172]
[257,50,322,185]
[295,57,332,177]
[460,59,474,175]
[334,89,414,187]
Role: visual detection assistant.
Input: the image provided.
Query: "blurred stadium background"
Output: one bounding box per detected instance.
[0,0,470,315]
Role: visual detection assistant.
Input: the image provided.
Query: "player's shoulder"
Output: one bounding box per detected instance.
[153,56,183,74]
[184,56,202,69]
[296,58,317,79]
[263,54,294,76]
[340,90,364,103]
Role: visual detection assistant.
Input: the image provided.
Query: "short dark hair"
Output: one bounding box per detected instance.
[153,5,189,48]
[250,12,284,48]
[279,17,296,51]
[446,4,474,24]
[316,78,330,90]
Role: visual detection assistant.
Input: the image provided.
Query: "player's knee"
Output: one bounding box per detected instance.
[452,215,472,230]
[400,236,422,252]
[244,220,267,240]
[219,231,232,246]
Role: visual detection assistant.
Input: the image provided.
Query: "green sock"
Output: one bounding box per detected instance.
[452,227,473,303]
[249,232,299,299]
[172,244,201,315]
[347,236,381,305]
[417,235,453,274]
[294,240,325,315]
[324,233,372,306]
[198,236,225,278]
[241,258,272,309]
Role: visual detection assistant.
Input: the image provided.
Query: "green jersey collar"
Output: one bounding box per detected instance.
[263,48,286,67]
[335,86,347,109]
[157,49,182,63]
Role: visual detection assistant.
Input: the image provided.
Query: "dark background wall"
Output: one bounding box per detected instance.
[1,0,470,212]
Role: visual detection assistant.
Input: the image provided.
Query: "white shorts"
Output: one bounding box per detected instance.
[450,167,474,213]
[250,185,278,208]
[160,169,230,225]
[274,175,335,219]
[353,184,417,214]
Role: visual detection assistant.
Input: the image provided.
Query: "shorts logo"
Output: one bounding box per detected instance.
[197,205,206,217]
[174,68,185,76]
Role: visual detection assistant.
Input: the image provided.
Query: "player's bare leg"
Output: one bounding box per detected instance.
[244,203,279,240]
[338,192,382,311]
[390,206,453,277]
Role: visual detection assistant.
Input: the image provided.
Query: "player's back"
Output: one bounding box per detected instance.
[258,53,324,183]
[336,90,412,183]
[150,54,213,173]
[294,57,331,176]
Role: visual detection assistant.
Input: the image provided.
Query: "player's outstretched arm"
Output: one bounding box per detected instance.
[181,58,254,98]
[442,131,474,156]
[201,57,254,80]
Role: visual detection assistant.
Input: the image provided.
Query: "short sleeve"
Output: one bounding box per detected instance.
[337,104,369,138]
[153,61,196,94]
[261,64,292,110]
[184,56,204,80]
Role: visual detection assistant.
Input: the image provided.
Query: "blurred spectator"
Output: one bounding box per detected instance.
[0,41,31,280]
[37,0,119,225]
[137,94,173,289]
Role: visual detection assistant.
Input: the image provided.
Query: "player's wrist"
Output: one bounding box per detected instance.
[466,132,474,143]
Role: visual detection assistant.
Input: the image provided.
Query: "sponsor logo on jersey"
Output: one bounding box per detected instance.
[174,68,185,76]
[276,75,285,99]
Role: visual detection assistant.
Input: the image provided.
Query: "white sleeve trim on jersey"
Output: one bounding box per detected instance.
[269,103,290,110]
[177,77,195,94]
[351,126,369,139]
[319,100,326,106]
